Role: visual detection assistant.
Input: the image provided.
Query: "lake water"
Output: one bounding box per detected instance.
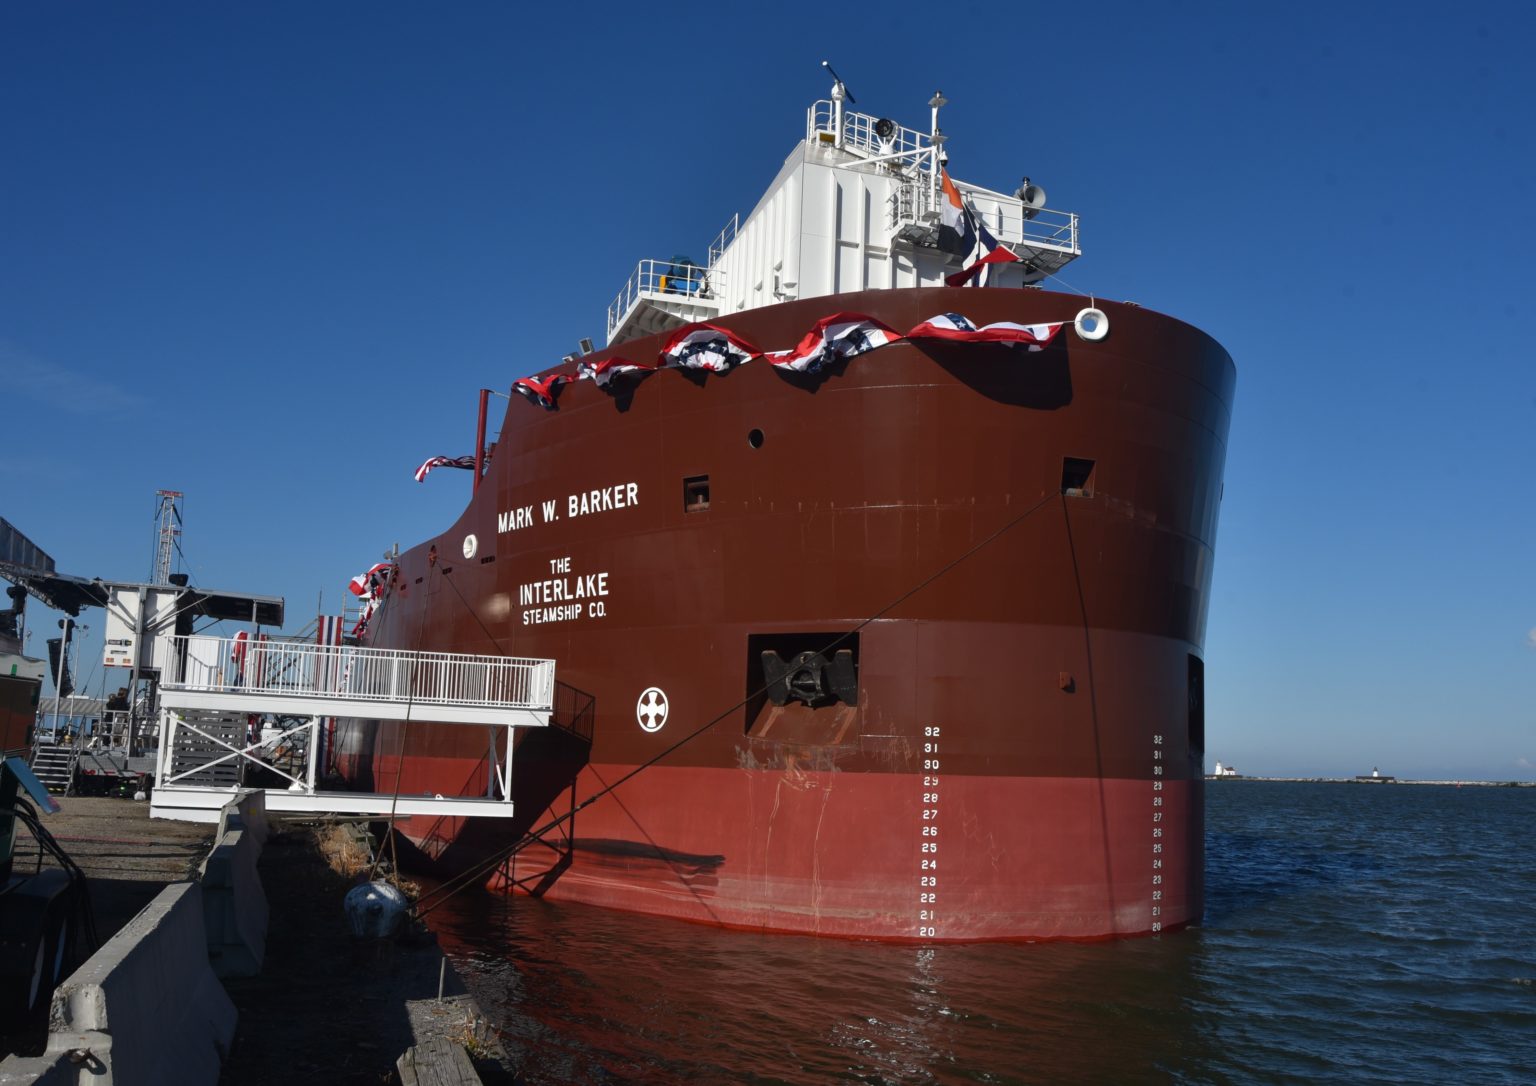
[428,782,1536,1083]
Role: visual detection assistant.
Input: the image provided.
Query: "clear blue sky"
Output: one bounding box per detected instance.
[3,2,1532,780]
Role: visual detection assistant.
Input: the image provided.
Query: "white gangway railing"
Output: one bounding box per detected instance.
[167,634,555,716]
[150,634,556,824]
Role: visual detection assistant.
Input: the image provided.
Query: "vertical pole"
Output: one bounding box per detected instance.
[307,716,319,793]
[473,388,490,494]
[831,81,845,149]
[928,93,946,218]
[157,714,173,789]
[502,724,515,803]
[128,587,146,757]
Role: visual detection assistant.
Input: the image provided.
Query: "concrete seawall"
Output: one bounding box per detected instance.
[48,880,236,1085]
[1,792,511,1085]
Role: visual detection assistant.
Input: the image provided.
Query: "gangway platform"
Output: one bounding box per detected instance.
[150,634,554,823]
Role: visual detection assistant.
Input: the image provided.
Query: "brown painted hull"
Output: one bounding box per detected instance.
[337,286,1234,941]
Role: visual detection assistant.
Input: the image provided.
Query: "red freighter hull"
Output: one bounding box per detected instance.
[336,286,1234,941]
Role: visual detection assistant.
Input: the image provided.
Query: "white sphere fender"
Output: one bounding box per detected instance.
[1074,307,1109,342]
[344,880,411,940]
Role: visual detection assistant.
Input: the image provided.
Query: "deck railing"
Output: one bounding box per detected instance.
[807,100,932,163]
[606,258,716,341]
[165,634,555,712]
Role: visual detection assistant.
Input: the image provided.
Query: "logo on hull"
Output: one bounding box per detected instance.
[637,687,669,732]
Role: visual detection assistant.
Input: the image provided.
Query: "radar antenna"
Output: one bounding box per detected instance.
[820,60,856,104]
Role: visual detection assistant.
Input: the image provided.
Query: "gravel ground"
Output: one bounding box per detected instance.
[24,794,213,937]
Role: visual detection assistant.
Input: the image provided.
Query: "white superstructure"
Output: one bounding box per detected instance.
[607,84,1081,345]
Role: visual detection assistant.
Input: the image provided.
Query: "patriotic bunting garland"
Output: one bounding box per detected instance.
[661,324,759,372]
[348,562,395,599]
[905,313,1062,351]
[515,373,570,410]
[578,355,657,387]
[384,308,1070,635]
[765,312,902,374]
[506,311,1065,411]
[347,561,396,638]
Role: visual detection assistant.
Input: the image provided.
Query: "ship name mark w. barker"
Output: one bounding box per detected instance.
[497,481,639,534]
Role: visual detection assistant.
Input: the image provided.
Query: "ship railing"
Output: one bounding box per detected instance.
[981,201,1080,257]
[808,100,932,168]
[888,175,1080,261]
[164,634,556,712]
[606,258,716,342]
[707,214,739,269]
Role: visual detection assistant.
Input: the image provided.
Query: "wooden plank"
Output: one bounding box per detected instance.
[396,1036,482,1086]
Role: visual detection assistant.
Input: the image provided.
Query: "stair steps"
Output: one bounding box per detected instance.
[29,741,78,794]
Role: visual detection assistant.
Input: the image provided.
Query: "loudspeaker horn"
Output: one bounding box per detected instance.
[1016,181,1047,219]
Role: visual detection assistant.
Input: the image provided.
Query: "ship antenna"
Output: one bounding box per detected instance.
[928,90,948,206]
[820,60,856,104]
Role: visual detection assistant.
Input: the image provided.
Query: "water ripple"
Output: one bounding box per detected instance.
[427,782,1536,1084]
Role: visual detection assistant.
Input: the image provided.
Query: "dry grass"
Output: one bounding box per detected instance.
[315,822,373,879]
[446,1009,493,1060]
[314,822,423,900]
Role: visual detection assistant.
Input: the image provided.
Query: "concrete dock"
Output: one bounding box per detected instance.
[0,794,518,1084]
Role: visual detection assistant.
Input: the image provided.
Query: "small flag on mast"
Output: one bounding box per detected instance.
[413,455,477,483]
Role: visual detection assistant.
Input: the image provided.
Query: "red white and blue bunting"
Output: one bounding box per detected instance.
[905,313,1059,348]
[512,311,1064,411]
[347,561,396,637]
[413,454,477,483]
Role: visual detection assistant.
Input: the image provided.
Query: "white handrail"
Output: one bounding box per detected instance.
[164,635,556,711]
[606,258,714,340]
[807,100,932,165]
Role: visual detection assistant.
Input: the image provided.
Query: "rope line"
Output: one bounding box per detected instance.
[366,559,435,886]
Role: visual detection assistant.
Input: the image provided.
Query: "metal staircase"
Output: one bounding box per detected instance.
[28,740,77,795]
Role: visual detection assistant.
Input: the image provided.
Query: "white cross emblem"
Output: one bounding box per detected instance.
[636,687,669,732]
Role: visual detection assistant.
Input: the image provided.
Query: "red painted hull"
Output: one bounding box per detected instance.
[492,768,1199,941]
[337,287,1233,942]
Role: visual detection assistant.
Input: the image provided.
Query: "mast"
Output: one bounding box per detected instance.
[150,490,183,585]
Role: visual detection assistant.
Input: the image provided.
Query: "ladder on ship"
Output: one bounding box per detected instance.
[148,633,556,823]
